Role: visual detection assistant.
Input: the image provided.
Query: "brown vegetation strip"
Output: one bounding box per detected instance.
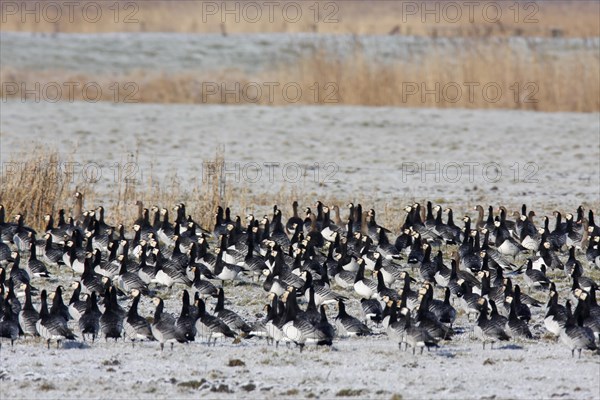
[1,1,598,38]
[2,39,598,112]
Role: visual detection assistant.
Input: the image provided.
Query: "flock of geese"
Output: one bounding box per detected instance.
[1,193,599,358]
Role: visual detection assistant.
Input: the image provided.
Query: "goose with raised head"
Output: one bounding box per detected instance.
[505,296,533,339]
[560,300,597,358]
[334,299,371,337]
[474,298,510,349]
[524,259,551,291]
[544,288,568,337]
[36,289,76,349]
[100,287,123,341]
[281,289,328,351]
[26,241,50,278]
[353,258,377,299]
[195,297,236,345]
[214,288,252,336]
[0,298,19,347]
[286,201,304,234]
[68,281,87,321]
[123,289,153,344]
[151,297,178,351]
[301,270,347,306]
[18,283,39,337]
[264,294,285,347]
[78,291,101,342]
[175,290,196,342]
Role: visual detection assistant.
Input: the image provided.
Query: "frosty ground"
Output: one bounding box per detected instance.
[1,102,599,399]
[1,276,599,400]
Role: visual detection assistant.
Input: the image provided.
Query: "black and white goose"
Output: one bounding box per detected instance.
[123,289,153,344]
[281,289,329,351]
[301,271,347,306]
[285,201,304,234]
[36,289,76,349]
[67,281,87,321]
[494,220,527,258]
[474,298,510,349]
[191,266,218,298]
[82,252,107,295]
[150,297,178,351]
[524,259,551,291]
[505,296,533,339]
[565,246,584,278]
[115,254,148,295]
[353,258,377,299]
[361,298,383,325]
[194,298,236,345]
[214,288,252,335]
[264,294,285,347]
[100,287,123,341]
[78,291,101,342]
[63,240,86,274]
[0,298,19,347]
[39,234,64,267]
[175,290,196,342]
[403,305,439,354]
[26,242,50,278]
[544,289,568,337]
[12,214,36,251]
[213,247,246,283]
[49,286,71,323]
[151,247,192,288]
[560,300,598,358]
[334,299,371,337]
[18,283,39,337]
[424,286,456,327]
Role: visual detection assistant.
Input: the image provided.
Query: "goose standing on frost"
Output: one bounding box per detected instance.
[123,289,153,344]
[265,294,285,347]
[474,298,509,349]
[26,242,50,278]
[100,287,123,341]
[175,290,196,342]
[151,297,178,351]
[560,300,598,358]
[334,299,371,337]
[194,297,236,345]
[214,288,252,336]
[78,291,101,342]
[18,283,39,337]
[36,289,76,349]
[0,299,19,347]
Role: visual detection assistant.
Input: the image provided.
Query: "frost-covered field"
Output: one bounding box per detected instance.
[1,101,599,400]
[2,32,597,74]
[1,101,599,210]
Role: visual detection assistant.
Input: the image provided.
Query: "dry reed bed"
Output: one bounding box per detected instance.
[1,1,598,38]
[0,148,348,232]
[1,149,597,235]
[1,38,598,112]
